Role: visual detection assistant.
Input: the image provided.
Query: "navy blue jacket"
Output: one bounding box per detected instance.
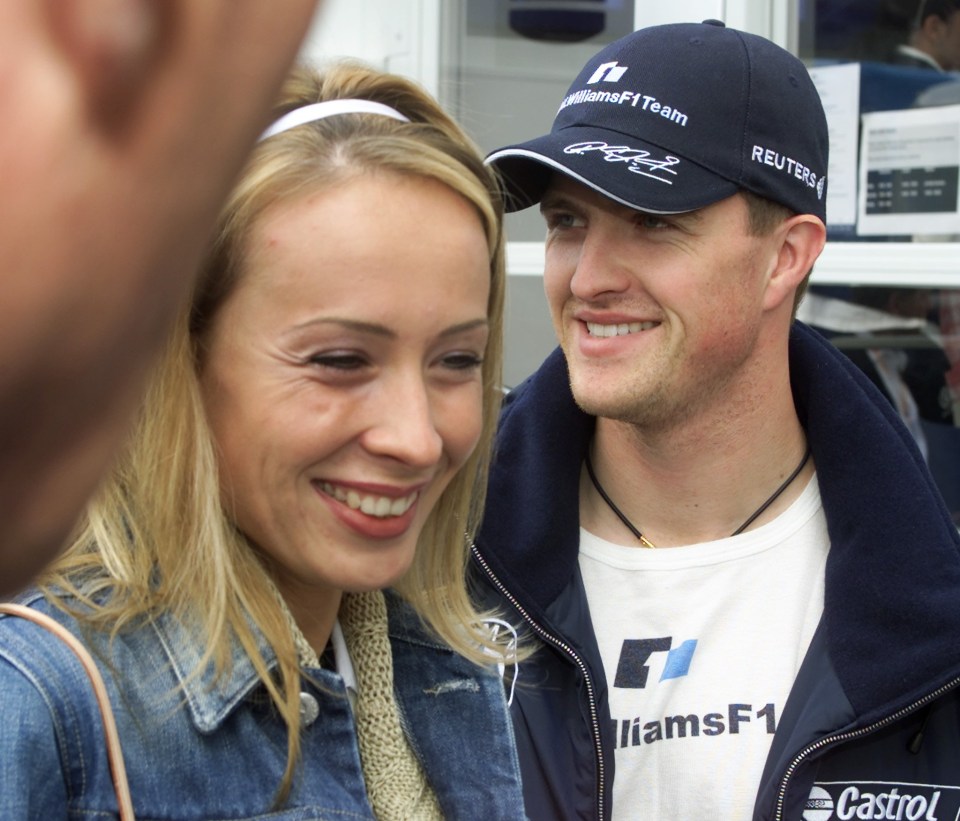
[472,322,960,820]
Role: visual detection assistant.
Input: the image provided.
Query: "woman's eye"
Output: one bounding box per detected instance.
[441,352,484,371]
[308,352,368,371]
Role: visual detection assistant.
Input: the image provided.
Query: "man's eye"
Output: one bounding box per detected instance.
[638,214,669,230]
[543,211,582,230]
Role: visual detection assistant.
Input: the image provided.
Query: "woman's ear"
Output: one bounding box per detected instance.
[45,0,166,130]
[762,215,826,313]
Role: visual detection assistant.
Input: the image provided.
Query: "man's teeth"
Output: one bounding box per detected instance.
[586,320,658,337]
[321,483,418,518]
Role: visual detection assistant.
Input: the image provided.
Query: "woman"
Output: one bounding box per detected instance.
[0,62,523,819]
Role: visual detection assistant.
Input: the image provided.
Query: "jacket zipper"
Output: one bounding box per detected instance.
[472,544,607,821]
[773,676,960,820]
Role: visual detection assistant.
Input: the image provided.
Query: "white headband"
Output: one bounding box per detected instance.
[258,99,411,142]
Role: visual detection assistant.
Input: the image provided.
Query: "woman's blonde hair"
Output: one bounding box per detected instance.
[41,61,507,804]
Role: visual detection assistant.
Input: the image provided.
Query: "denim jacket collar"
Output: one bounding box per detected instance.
[148,590,419,735]
[150,610,278,734]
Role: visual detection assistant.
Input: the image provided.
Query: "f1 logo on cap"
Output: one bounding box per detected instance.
[587,61,628,84]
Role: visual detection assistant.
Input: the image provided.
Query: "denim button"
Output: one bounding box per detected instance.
[299,692,320,727]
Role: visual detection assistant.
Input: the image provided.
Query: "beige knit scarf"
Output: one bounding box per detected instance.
[276,584,443,820]
[339,590,443,821]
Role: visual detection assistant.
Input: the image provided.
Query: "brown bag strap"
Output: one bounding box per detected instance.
[0,603,135,820]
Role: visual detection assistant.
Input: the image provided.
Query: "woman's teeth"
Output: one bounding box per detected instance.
[321,483,418,518]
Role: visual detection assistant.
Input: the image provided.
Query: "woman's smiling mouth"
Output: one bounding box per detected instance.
[319,482,419,518]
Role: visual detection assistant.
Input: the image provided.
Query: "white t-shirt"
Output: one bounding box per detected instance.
[578,475,828,820]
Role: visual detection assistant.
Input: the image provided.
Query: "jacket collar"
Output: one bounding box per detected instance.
[789,323,960,721]
[478,344,592,620]
[895,43,945,71]
[150,610,279,734]
[148,590,440,735]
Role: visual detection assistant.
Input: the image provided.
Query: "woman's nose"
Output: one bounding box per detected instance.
[360,375,444,468]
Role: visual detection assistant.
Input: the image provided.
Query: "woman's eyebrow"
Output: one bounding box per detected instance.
[288,317,395,337]
[287,316,488,338]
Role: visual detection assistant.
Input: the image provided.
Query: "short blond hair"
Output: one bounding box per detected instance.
[741,189,810,317]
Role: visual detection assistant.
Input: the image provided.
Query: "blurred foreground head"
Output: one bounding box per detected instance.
[0,0,322,596]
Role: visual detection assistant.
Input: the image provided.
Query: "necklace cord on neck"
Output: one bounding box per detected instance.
[729,446,811,535]
[584,454,654,546]
[584,445,812,548]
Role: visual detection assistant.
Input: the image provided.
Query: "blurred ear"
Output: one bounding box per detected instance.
[762,214,826,313]
[920,11,946,39]
[45,0,167,129]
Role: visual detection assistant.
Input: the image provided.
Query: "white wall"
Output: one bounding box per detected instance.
[299,0,441,96]
[301,1,792,88]
[634,0,793,46]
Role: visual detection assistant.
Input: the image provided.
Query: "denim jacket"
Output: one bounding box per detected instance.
[0,588,526,819]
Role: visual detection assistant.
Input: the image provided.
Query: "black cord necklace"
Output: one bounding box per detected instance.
[584,445,812,548]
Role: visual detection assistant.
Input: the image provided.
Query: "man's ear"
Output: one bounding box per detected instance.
[45,0,167,131]
[921,10,947,40]
[762,215,826,313]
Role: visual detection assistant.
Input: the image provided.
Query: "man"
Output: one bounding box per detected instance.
[0,0,321,596]
[474,20,960,820]
[892,0,960,71]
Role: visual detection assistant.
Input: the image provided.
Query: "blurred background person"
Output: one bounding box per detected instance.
[891,0,960,70]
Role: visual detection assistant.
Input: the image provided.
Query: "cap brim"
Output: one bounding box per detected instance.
[486,126,738,214]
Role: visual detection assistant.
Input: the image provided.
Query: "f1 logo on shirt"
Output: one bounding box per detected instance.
[586,60,628,84]
[614,636,698,689]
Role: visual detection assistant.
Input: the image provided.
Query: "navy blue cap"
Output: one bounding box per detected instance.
[486,20,829,221]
